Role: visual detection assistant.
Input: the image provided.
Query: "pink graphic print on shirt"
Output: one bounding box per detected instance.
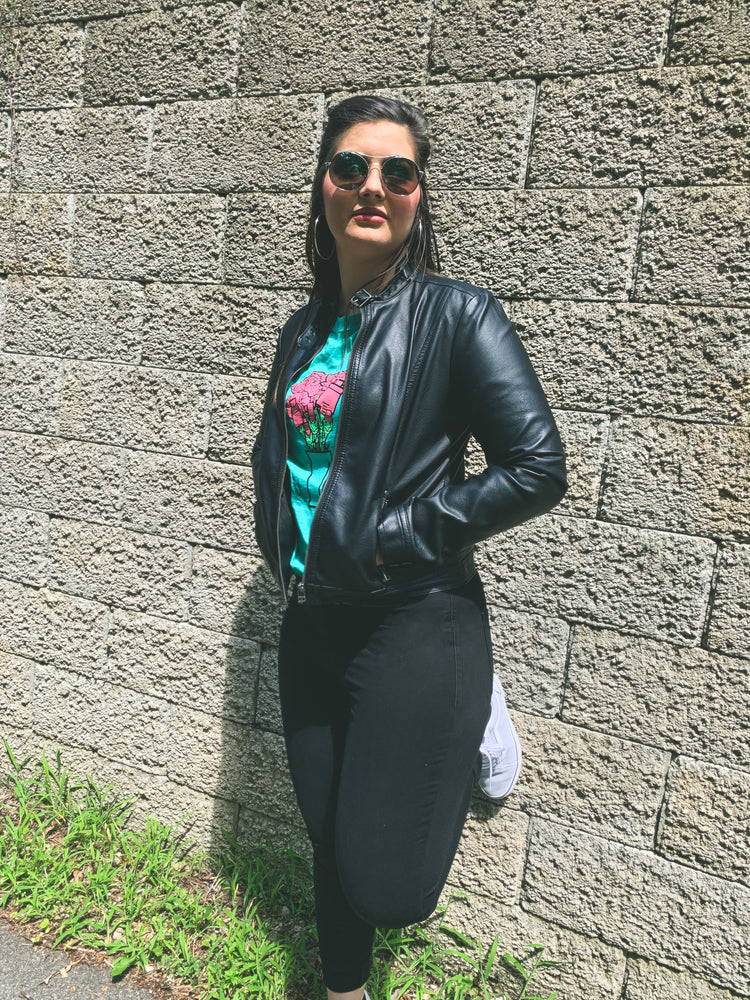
[287,370,346,452]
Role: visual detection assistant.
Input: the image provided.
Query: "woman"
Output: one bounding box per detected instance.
[251,96,567,1000]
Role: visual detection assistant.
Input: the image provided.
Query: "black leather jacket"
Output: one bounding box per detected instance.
[251,263,567,604]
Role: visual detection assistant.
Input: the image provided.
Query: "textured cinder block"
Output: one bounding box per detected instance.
[624,957,745,1000]
[237,0,430,93]
[0,354,60,433]
[121,450,255,549]
[48,518,190,619]
[0,651,34,729]
[709,544,750,658]
[512,300,750,424]
[0,506,49,586]
[0,579,108,672]
[433,189,641,300]
[658,756,750,885]
[3,276,143,362]
[524,819,750,994]
[151,95,322,192]
[70,194,225,282]
[190,545,285,646]
[108,609,260,724]
[224,194,310,287]
[233,726,301,827]
[333,81,537,190]
[21,0,154,22]
[59,361,212,456]
[0,431,121,522]
[669,0,750,64]
[82,5,241,105]
[433,890,627,1000]
[208,376,264,464]
[530,66,750,187]
[477,517,715,644]
[450,799,528,904]
[256,646,282,734]
[564,626,750,769]
[552,410,608,518]
[1,21,82,110]
[512,713,669,848]
[485,607,569,717]
[168,705,246,799]
[430,0,671,79]
[236,805,310,858]
[140,282,305,379]
[601,416,750,541]
[33,665,172,770]
[0,194,72,275]
[635,188,750,305]
[14,106,150,192]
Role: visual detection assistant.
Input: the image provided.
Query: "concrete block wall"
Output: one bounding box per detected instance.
[1,1,748,997]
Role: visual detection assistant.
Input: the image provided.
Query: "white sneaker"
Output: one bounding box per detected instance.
[477,675,521,801]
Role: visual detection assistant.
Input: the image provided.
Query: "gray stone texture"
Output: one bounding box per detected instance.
[70,194,225,282]
[0,353,60,433]
[434,889,627,1000]
[0,194,73,275]
[3,276,143,363]
[624,958,747,1000]
[121,450,255,549]
[13,106,151,193]
[48,518,191,619]
[236,806,310,859]
[140,282,305,380]
[635,187,750,305]
[82,5,242,105]
[33,664,172,771]
[151,95,322,193]
[600,416,750,541]
[59,361,212,456]
[708,543,750,658]
[0,431,122,522]
[430,0,672,78]
[486,609,569,717]
[433,189,642,300]
[255,646,282,734]
[0,579,109,673]
[524,819,750,994]
[477,516,715,644]
[224,193,310,287]
[237,0,431,93]
[564,626,750,770]
[449,799,528,903]
[530,66,750,187]
[21,0,154,22]
[512,712,669,847]
[658,756,750,885]
[1,21,82,110]
[551,410,608,517]
[189,545,285,645]
[0,506,49,586]
[208,375,264,464]
[669,0,750,65]
[512,300,750,424]
[0,652,34,730]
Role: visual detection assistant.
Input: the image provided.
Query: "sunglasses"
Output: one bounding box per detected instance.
[324,151,423,196]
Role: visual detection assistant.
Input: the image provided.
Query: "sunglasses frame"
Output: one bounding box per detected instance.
[323,150,424,196]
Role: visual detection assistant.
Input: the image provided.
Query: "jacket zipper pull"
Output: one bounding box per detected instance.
[296,581,306,604]
[382,489,390,509]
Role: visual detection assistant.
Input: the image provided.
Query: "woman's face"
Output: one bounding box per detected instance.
[321,120,422,266]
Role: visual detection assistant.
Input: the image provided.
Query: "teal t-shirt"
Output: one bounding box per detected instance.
[285,312,362,576]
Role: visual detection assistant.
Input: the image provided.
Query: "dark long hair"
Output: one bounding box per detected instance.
[272,95,441,403]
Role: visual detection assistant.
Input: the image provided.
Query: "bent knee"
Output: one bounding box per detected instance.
[339,863,441,929]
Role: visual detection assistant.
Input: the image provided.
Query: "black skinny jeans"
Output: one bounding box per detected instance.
[278,574,494,992]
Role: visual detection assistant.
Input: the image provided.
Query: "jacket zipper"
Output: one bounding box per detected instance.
[297,308,370,604]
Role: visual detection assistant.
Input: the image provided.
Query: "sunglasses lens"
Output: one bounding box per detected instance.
[382,157,419,195]
[329,152,369,190]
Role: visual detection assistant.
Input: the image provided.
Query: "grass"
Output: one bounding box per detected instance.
[0,742,576,999]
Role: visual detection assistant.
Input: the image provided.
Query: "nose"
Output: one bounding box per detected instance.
[358,162,387,198]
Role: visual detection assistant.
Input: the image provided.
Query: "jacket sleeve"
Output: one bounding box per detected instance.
[377,293,567,567]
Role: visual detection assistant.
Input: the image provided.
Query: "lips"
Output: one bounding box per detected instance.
[353,207,387,221]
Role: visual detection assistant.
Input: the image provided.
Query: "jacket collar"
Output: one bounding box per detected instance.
[349,258,416,309]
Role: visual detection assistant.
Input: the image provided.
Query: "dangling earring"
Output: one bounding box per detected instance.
[314,215,335,261]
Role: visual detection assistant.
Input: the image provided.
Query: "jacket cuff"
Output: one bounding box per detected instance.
[377,502,414,567]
